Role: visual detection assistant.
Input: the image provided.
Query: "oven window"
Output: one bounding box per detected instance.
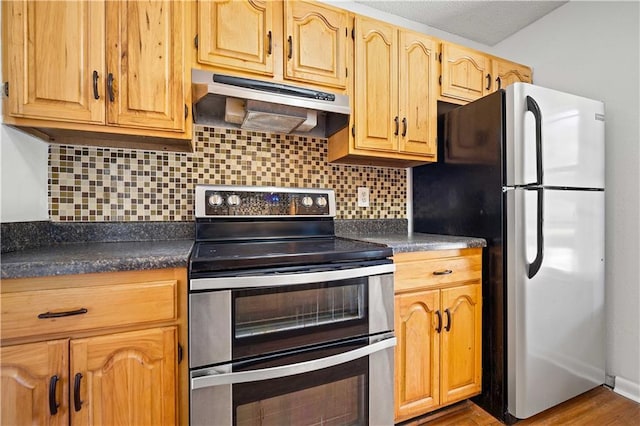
[234,358,367,426]
[234,279,366,339]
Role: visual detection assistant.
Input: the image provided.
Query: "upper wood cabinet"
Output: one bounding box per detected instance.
[328,16,437,167]
[106,0,186,132]
[440,41,533,104]
[1,0,190,151]
[492,57,532,91]
[2,1,105,124]
[197,0,276,77]
[440,42,492,103]
[195,0,349,91]
[284,1,349,89]
[393,249,483,423]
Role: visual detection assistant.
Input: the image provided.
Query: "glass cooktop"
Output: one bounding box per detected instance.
[189,237,392,274]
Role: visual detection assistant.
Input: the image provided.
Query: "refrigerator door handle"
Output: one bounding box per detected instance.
[526,95,543,186]
[527,188,544,278]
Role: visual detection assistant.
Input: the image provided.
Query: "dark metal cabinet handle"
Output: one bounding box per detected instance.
[401,117,407,137]
[73,373,83,412]
[267,31,272,55]
[92,71,100,100]
[496,76,502,90]
[38,308,88,319]
[49,375,60,415]
[287,36,292,59]
[435,310,442,333]
[433,269,453,276]
[486,73,491,90]
[107,73,114,102]
[393,116,399,136]
[444,308,452,332]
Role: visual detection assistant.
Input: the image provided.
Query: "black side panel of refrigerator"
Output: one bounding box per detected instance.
[412,91,508,422]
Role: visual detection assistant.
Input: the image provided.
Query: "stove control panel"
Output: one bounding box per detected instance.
[195,185,336,218]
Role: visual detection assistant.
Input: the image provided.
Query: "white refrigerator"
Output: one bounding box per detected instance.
[412,82,605,422]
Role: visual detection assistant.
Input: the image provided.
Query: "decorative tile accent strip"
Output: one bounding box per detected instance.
[49,126,407,221]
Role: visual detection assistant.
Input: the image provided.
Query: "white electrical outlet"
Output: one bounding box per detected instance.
[357,187,369,207]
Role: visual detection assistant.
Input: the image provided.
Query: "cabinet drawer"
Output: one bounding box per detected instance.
[1,280,177,340]
[394,252,481,293]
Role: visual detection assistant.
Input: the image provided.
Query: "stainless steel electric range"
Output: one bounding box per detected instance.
[188,185,396,426]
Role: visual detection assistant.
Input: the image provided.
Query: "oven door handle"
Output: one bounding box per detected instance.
[190,263,396,291]
[190,336,396,390]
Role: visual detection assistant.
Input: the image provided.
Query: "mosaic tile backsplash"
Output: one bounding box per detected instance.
[48,126,407,221]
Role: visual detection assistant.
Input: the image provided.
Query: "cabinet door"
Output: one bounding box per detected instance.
[440,284,482,404]
[394,290,440,421]
[441,43,491,102]
[106,0,185,131]
[70,327,177,425]
[197,0,275,76]
[493,59,532,91]
[0,339,69,426]
[284,1,348,89]
[354,16,398,152]
[2,1,105,123]
[398,31,437,157]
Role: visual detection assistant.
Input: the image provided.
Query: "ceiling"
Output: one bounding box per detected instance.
[353,0,568,45]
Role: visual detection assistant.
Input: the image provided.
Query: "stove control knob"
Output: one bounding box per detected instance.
[208,194,224,207]
[227,194,241,206]
[315,196,327,208]
[301,196,313,207]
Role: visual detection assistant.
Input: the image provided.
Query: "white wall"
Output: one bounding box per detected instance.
[0,127,49,222]
[493,1,640,400]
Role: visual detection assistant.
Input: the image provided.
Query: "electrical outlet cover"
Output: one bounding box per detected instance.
[357,187,369,207]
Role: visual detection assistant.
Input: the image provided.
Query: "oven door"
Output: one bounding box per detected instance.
[190,334,395,426]
[189,262,394,368]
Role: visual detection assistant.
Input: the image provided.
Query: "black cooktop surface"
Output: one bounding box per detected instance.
[189,237,392,274]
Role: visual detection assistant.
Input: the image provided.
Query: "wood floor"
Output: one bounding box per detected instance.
[403,386,640,426]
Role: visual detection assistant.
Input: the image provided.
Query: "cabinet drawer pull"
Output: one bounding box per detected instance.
[287,36,293,59]
[267,30,272,55]
[435,310,442,333]
[38,308,88,319]
[394,116,399,136]
[496,76,502,90]
[432,269,453,276]
[49,375,60,415]
[444,308,452,332]
[401,117,407,137]
[486,73,491,90]
[73,373,83,412]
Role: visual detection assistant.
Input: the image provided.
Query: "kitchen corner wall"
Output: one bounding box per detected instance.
[48,125,406,222]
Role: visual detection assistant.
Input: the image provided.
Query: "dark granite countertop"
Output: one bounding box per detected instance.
[338,232,486,253]
[1,240,194,279]
[1,220,484,279]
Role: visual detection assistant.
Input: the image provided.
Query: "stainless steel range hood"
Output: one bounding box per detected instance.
[192,70,350,137]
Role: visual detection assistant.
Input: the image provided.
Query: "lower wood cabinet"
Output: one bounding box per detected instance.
[393,248,482,423]
[0,268,187,426]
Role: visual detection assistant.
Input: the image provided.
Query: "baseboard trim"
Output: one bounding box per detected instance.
[613,375,640,403]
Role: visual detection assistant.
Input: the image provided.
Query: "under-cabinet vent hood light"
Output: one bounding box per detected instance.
[191,70,349,137]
